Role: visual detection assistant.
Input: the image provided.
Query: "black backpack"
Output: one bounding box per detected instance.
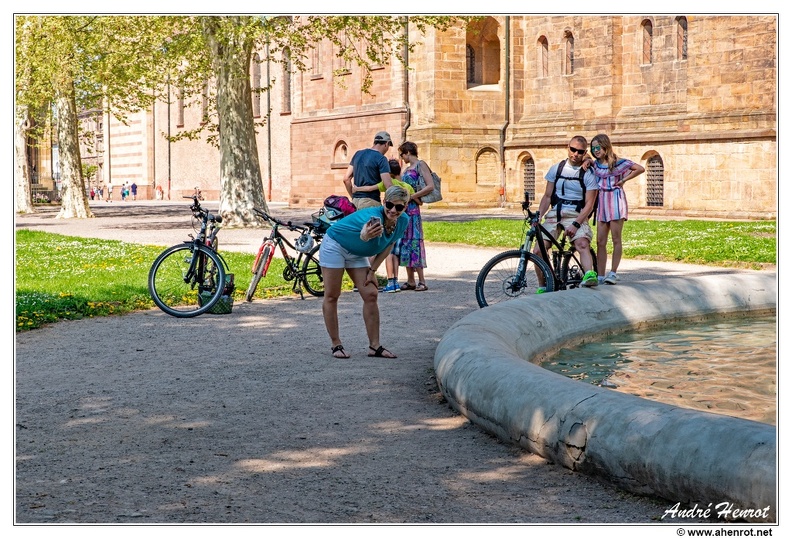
[550,159,597,222]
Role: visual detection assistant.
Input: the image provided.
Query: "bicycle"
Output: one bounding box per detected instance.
[475,191,597,307]
[148,196,231,317]
[244,208,325,301]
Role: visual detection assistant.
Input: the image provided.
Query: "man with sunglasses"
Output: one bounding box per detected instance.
[343,131,395,210]
[533,135,600,289]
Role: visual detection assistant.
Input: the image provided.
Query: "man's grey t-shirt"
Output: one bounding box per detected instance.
[544,161,598,207]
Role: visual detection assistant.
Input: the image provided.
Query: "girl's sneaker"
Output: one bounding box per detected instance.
[581,270,599,287]
[382,279,400,293]
[604,271,619,285]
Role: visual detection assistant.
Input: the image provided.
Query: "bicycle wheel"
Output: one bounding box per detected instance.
[560,248,598,289]
[475,249,554,308]
[245,244,271,302]
[301,244,325,297]
[148,244,226,317]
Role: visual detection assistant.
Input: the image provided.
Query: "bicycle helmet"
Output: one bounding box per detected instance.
[295,233,315,254]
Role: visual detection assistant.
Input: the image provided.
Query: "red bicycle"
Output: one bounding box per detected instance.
[244,208,325,301]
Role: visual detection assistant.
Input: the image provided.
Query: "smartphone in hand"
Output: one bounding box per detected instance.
[367,216,381,228]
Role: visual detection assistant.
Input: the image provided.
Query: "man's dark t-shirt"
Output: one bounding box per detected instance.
[350,149,390,202]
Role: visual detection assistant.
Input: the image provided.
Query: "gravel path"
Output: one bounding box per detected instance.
[15,201,754,524]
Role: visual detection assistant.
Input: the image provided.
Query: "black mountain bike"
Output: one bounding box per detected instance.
[244,208,325,301]
[148,196,231,317]
[475,192,597,307]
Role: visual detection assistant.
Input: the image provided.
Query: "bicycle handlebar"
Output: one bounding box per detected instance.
[521,191,541,224]
[252,207,314,234]
[184,195,221,224]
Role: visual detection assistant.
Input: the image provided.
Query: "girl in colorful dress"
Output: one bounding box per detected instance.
[396,141,434,291]
[590,134,645,285]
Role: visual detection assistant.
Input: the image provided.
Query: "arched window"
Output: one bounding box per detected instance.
[177,87,184,128]
[564,31,574,75]
[475,148,499,185]
[337,33,352,74]
[201,79,209,124]
[466,44,476,84]
[311,43,321,78]
[642,20,653,65]
[646,155,664,206]
[676,16,688,60]
[282,48,292,114]
[466,17,501,86]
[333,140,349,166]
[538,36,548,78]
[252,53,261,118]
[522,156,536,203]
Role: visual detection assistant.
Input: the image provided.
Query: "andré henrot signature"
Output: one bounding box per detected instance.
[662,501,772,520]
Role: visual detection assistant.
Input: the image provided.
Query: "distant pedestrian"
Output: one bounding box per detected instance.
[90,188,95,200]
[107,185,113,202]
[131,183,137,201]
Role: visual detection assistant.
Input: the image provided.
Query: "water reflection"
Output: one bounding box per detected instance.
[540,314,777,425]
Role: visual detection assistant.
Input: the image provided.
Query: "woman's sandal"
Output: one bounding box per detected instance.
[414,282,428,291]
[368,345,397,358]
[400,282,416,291]
[331,344,351,359]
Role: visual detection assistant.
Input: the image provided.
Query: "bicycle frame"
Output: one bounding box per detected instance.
[248,208,323,299]
[148,196,230,317]
[475,195,595,307]
[522,195,591,290]
[251,220,302,272]
[184,196,230,286]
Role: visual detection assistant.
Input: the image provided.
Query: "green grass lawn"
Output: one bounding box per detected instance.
[15,230,305,331]
[423,219,776,268]
[15,219,776,331]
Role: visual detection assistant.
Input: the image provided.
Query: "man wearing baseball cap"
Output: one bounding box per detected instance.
[344,131,394,209]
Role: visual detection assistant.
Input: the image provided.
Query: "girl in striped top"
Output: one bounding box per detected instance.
[590,134,645,285]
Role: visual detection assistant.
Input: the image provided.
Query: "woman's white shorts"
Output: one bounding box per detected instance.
[318,235,371,269]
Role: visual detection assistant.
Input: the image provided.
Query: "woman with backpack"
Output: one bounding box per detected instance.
[590,134,645,285]
[394,141,434,292]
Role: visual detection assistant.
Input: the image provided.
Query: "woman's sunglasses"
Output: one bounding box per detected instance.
[385,201,406,212]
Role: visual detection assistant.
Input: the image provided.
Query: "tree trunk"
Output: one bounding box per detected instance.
[203,17,268,228]
[15,105,35,214]
[55,81,93,219]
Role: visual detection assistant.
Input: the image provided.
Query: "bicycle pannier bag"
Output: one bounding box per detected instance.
[417,161,443,204]
[312,207,345,233]
[198,273,235,314]
[323,195,356,216]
